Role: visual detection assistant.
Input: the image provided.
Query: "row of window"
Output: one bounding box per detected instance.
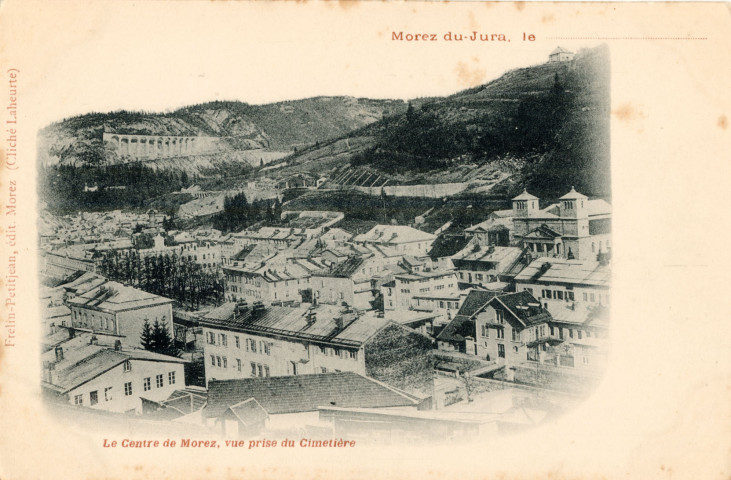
[479,324,519,341]
[72,310,117,332]
[210,355,271,378]
[318,345,358,360]
[72,372,176,406]
[207,332,273,355]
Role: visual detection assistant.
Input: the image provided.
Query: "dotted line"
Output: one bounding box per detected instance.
[546,37,707,40]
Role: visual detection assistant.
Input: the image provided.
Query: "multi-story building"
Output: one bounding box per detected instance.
[388,269,458,311]
[223,257,317,304]
[198,302,431,385]
[511,187,611,261]
[353,225,436,257]
[451,245,524,286]
[66,280,174,348]
[513,257,611,311]
[41,334,186,414]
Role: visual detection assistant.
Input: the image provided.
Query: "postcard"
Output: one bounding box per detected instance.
[0,1,729,479]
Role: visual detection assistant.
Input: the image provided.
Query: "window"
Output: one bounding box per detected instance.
[264,366,270,377]
[123,360,131,372]
[251,362,257,377]
[334,348,341,358]
[496,310,505,324]
[557,291,564,300]
[498,344,505,358]
[257,364,263,377]
[250,340,257,353]
[512,328,518,342]
[219,334,227,347]
[156,374,164,388]
[559,327,564,340]
[264,343,271,355]
[168,371,176,385]
[568,292,575,301]
[290,361,298,376]
[590,293,596,302]
[583,292,588,301]
[321,367,327,373]
[216,356,221,367]
[349,350,358,360]
[497,328,505,339]
[481,325,487,338]
[237,359,242,372]
[210,355,215,366]
[88,390,98,406]
[207,331,215,345]
[104,387,112,401]
[583,356,590,365]
[578,330,583,340]
[245,338,250,352]
[143,377,151,391]
[319,346,328,355]
[74,394,83,405]
[550,325,555,336]
[223,357,228,368]
[235,336,240,349]
[124,382,133,396]
[569,329,574,339]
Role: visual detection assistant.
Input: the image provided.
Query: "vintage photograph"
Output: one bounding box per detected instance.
[36,43,611,442]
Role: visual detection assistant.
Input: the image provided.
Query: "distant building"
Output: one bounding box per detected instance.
[388,269,458,311]
[548,46,575,63]
[451,245,524,285]
[353,225,436,257]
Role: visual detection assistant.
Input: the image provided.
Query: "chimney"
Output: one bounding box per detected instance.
[114,340,122,351]
[335,316,344,330]
[43,361,56,384]
[54,346,64,362]
[68,327,76,339]
[90,335,98,345]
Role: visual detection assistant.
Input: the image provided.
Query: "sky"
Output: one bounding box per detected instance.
[1,1,599,127]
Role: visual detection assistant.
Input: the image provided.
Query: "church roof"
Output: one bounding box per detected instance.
[512,189,538,201]
[559,187,588,200]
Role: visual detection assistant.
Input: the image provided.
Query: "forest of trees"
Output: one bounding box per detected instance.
[39,164,194,214]
[97,249,224,310]
[212,192,283,233]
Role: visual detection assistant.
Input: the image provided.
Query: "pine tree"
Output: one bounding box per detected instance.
[140,318,153,351]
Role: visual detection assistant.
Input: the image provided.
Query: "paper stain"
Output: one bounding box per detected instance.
[717,115,727,130]
[338,0,358,10]
[455,60,486,89]
[612,103,646,123]
[541,13,556,24]
[514,2,525,11]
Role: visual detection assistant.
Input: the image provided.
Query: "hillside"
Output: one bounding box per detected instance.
[37,97,406,168]
[267,45,611,199]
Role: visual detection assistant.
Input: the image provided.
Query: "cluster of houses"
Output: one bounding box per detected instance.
[40,186,611,441]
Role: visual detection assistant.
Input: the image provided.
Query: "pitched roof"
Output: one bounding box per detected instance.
[354,225,436,245]
[205,372,419,418]
[559,187,588,200]
[491,291,551,327]
[200,304,391,348]
[66,281,173,312]
[225,398,269,426]
[587,199,612,216]
[435,315,474,343]
[455,290,502,318]
[514,258,610,288]
[512,189,538,201]
[523,225,562,240]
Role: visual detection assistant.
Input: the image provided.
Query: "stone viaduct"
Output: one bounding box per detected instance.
[103,133,219,160]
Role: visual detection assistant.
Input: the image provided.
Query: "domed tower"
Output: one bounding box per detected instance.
[559,186,588,219]
[559,187,590,258]
[512,189,539,218]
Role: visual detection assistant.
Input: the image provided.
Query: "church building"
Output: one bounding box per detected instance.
[511,187,611,262]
